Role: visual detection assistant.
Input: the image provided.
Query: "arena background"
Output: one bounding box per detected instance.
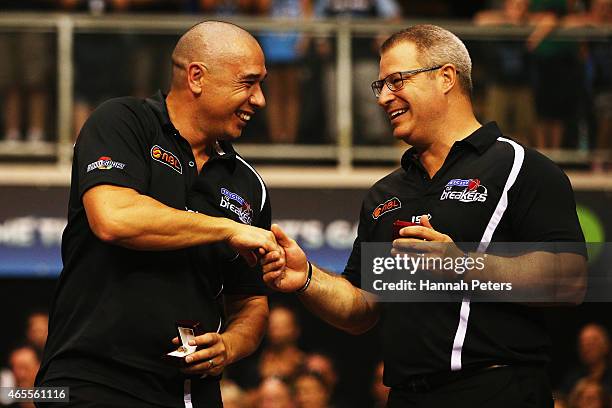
[0,4,611,408]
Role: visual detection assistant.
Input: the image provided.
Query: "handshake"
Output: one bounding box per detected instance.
[227,222,310,293]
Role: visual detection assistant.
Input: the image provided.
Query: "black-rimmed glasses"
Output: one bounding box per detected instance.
[371,65,443,98]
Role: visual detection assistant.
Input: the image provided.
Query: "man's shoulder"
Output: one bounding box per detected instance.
[92,96,152,118]
[368,167,405,193]
[518,143,570,183]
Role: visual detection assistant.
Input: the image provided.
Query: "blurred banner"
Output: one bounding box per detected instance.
[0,186,609,276]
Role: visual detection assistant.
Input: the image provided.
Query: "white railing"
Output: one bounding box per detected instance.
[0,12,610,171]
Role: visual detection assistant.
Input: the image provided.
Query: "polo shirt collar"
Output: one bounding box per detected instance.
[146,90,237,166]
[401,122,502,171]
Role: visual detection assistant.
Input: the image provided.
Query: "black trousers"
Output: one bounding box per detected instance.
[35,378,222,408]
[387,365,554,408]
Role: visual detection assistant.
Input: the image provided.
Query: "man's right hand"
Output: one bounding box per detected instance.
[225,222,281,267]
[260,224,309,293]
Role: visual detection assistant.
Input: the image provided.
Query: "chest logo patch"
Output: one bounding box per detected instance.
[220,188,253,225]
[440,178,488,202]
[372,197,401,219]
[151,145,182,174]
[86,156,126,172]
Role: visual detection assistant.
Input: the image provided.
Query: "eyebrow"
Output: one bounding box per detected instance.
[241,72,268,81]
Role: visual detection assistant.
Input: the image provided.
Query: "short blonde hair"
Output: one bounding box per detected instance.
[381,24,473,95]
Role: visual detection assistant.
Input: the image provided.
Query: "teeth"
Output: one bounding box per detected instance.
[238,112,251,121]
[390,109,407,119]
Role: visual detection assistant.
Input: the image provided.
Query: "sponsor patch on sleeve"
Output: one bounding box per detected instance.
[86,156,126,173]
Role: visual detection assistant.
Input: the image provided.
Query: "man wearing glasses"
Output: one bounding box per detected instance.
[261,24,586,407]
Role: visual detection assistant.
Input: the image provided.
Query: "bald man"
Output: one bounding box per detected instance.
[36,21,276,407]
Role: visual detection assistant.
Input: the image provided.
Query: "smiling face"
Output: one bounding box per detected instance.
[376,41,446,146]
[197,40,267,141]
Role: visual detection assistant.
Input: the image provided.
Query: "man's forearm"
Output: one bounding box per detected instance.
[84,185,243,250]
[222,295,269,364]
[298,265,380,335]
[465,251,587,304]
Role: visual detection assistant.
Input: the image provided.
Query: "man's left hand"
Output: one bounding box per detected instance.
[391,215,464,269]
[172,333,232,376]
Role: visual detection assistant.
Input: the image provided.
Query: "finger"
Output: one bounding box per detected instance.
[393,238,432,248]
[184,339,225,364]
[189,332,221,348]
[263,270,283,285]
[172,337,180,345]
[262,259,285,274]
[184,346,219,364]
[419,215,433,229]
[399,226,438,241]
[271,224,292,247]
[260,250,282,265]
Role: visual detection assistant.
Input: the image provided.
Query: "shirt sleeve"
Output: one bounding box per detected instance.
[75,98,150,199]
[222,188,271,296]
[506,148,586,256]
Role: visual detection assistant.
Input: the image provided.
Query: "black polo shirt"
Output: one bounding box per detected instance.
[37,91,270,407]
[342,122,586,387]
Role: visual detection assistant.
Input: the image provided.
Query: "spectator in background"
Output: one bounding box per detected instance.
[561,323,612,396]
[474,0,536,145]
[5,345,40,408]
[0,2,53,145]
[221,379,247,408]
[568,378,611,408]
[529,0,583,149]
[564,0,612,158]
[59,0,134,138]
[314,0,400,144]
[371,361,389,408]
[259,305,305,379]
[305,352,349,408]
[257,377,295,408]
[256,0,312,144]
[294,371,331,408]
[195,0,256,15]
[25,311,48,357]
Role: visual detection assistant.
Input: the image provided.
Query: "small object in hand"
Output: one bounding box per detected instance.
[392,220,418,240]
[162,320,204,367]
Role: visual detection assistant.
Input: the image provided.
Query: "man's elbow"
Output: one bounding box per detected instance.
[87,214,130,244]
[558,259,588,305]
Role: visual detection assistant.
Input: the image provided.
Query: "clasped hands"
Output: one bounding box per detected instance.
[259,216,466,291]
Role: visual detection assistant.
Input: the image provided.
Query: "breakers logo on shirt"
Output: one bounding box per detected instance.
[86,156,126,172]
[372,197,401,219]
[440,178,488,202]
[151,145,182,174]
[220,188,253,225]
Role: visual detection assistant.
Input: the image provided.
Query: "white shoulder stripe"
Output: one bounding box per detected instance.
[236,155,267,212]
[450,136,525,372]
[477,137,525,252]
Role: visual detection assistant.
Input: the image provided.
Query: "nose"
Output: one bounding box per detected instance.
[250,83,266,109]
[376,84,394,108]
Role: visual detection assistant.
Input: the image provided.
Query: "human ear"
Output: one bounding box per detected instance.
[440,64,457,95]
[187,63,205,95]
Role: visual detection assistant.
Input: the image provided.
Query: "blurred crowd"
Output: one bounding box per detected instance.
[0,0,611,164]
[4,306,612,407]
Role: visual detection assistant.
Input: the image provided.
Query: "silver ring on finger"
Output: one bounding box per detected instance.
[208,359,214,369]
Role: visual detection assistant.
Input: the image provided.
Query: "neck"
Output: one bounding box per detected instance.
[166,89,215,159]
[416,102,481,178]
[589,360,607,378]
